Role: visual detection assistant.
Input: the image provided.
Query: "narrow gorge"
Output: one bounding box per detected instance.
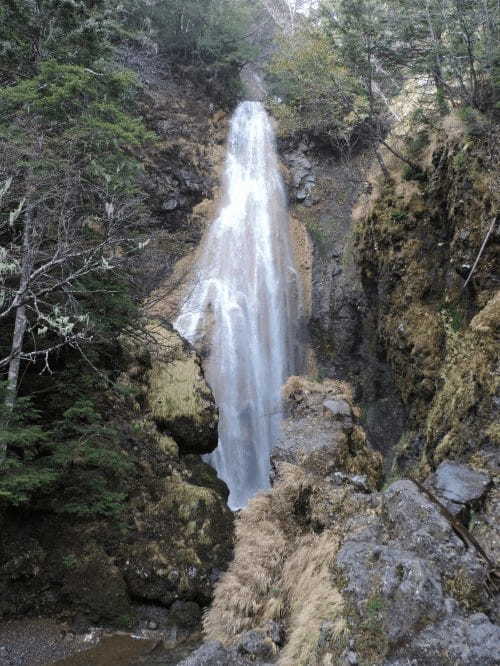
[0,1,498,665]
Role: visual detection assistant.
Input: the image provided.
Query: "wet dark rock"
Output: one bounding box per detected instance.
[236,630,275,659]
[178,640,270,666]
[283,148,316,204]
[288,149,407,461]
[167,601,202,630]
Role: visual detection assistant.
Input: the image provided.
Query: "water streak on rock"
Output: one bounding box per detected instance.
[175,101,301,509]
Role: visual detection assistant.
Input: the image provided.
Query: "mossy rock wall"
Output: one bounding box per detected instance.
[354,114,499,472]
[145,322,218,455]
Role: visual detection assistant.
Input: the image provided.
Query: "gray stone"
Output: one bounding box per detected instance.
[433,461,490,509]
[337,541,444,642]
[323,399,353,432]
[385,614,500,666]
[351,475,369,492]
[329,471,370,493]
[263,620,284,646]
[162,198,179,211]
[178,641,236,666]
[382,480,465,565]
[178,640,269,666]
[323,399,352,418]
[236,630,274,659]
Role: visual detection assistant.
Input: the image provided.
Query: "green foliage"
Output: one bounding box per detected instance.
[62,553,79,569]
[0,0,118,81]
[123,0,257,66]
[0,389,55,505]
[48,399,133,517]
[0,390,133,518]
[455,107,490,138]
[0,60,150,141]
[406,131,430,155]
[402,164,427,183]
[366,595,385,617]
[440,304,465,333]
[267,25,368,142]
[118,0,258,102]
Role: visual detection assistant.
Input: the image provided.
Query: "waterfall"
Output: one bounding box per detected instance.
[174,101,301,510]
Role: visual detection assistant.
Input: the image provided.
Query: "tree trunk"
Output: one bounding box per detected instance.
[374,147,391,181]
[4,304,27,412]
[379,138,421,172]
[425,1,447,113]
[1,208,32,465]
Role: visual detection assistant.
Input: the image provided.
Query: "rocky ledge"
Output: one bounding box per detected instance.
[185,377,499,666]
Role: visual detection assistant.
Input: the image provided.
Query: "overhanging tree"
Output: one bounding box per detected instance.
[0,62,154,462]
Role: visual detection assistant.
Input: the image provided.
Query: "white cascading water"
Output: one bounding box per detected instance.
[174,101,302,509]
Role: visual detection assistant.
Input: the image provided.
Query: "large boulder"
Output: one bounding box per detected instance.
[121,456,233,608]
[274,376,383,490]
[425,461,491,517]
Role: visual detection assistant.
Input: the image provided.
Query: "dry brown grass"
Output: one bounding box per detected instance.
[282,376,353,406]
[278,532,346,666]
[205,463,348,664]
[203,489,290,641]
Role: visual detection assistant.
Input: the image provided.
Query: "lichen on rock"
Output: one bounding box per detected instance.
[142,321,219,455]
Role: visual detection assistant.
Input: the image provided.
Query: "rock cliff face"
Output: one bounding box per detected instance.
[0,326,234,627]
[354,114,498,479]
[281,139,407,459]
[0,47,234,631]
[190,382,499,666]
[282,113,498,481]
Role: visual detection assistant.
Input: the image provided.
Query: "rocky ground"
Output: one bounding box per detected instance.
[187,378,499,665]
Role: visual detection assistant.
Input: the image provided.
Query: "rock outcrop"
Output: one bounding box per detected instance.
[0,327,233,628]
[197,380,499,666]
[145,323,219,455]
[281,138,407,460]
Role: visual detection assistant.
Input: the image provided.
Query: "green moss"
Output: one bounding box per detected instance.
[426,327,497,465]
[444,570,486,612]
[440,303,465,332]
[366,594,385,617]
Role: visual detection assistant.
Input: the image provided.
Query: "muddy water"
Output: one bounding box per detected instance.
[49,635,158,665]
[48,634,200,665]
[0,618,200,666]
